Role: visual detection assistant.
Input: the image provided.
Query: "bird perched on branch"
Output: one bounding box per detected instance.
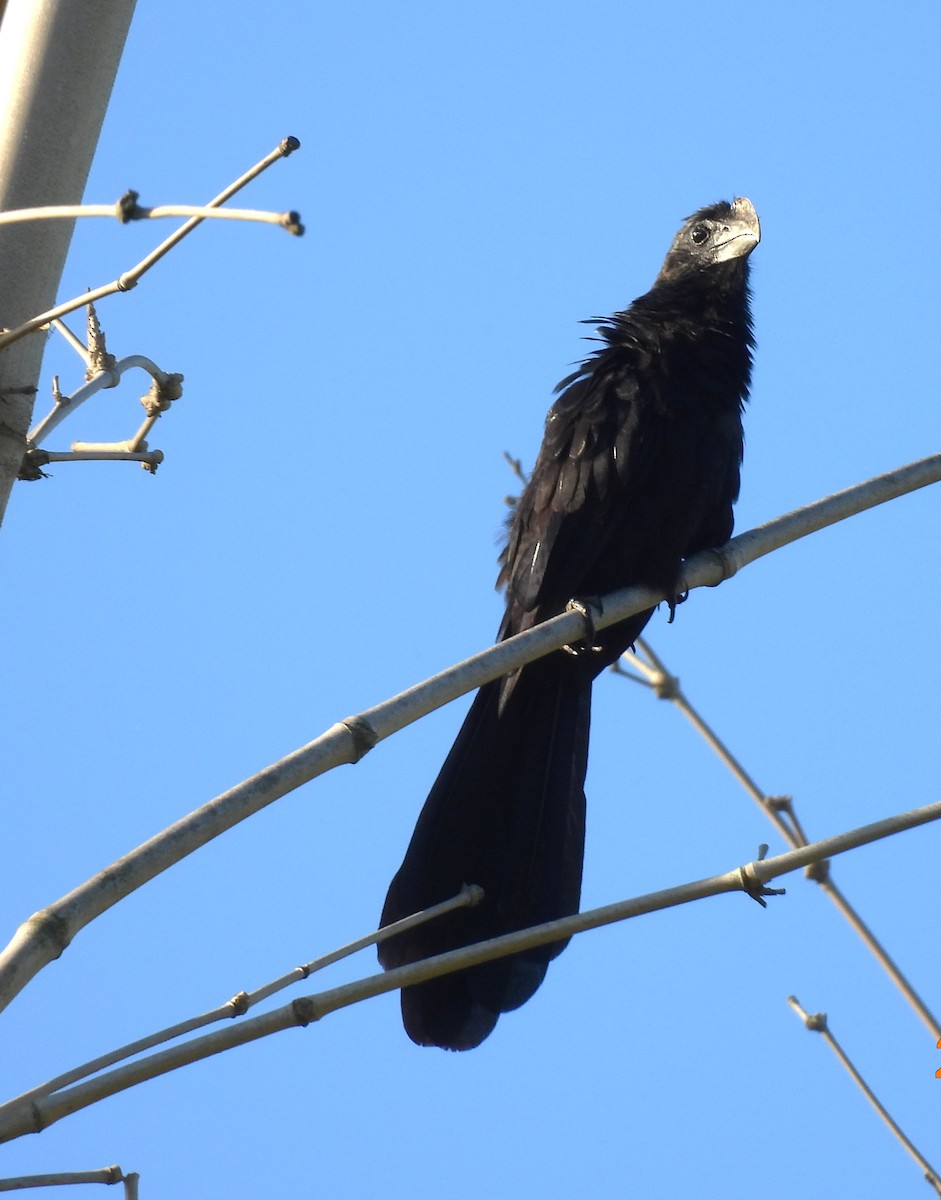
[379,197,760,1049]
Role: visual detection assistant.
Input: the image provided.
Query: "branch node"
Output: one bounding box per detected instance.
[738,861,786,908]
[804,857,831,884]
[803,1008,828,1033]
[141,373,183,416]
[292,996,318,1028]
[461,883,485,908]
[341,715,379,763]
[700,542,739,587]
[650,667,680,700]
[18,451,50,481]
[227,990,250,1017]
[25,907,72,957]
[116,190,142,223]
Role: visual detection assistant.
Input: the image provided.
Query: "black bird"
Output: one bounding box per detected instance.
[379,198,760,1050]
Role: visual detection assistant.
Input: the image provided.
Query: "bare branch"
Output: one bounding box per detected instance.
[0,455,937,1013]
[4,887,482,1111]
[1,800,938,1143]
[787,997,941,1194]
[0,200,302,232]
[0,1166,129,1192]
[27,352,179,449]
[22,447,164,473]
[620,636,941,1040]
[0,136,302,353]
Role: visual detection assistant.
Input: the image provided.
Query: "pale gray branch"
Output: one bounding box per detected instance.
[27,353,181,449]
[0,1166,129,1192]
[788,997,941,1194]
[0,201,300,229]
[1,799,938,1143]
[4,887,482,1111]
[0,136,302,353]
[0,455,937,1015]
[620,635,941,1040]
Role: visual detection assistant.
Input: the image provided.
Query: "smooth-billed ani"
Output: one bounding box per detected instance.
[379,197,760,1050]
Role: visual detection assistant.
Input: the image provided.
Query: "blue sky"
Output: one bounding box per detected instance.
[2,1,940,1195]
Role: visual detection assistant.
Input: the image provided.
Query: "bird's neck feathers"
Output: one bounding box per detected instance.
[621,261,754,354]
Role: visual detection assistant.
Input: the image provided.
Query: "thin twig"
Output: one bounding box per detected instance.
[619,637,941,1040]
[0,202,301,230]
[787,997,941,1195]
[0,136,302,353]
[502,451,528,486]
[0,1165,127,1191]
[2,886,482,1111]
[27,354,182,450]
[1,801,938,1143]
[0,454,938,1014]
[25,448,164,471]
[50,318,91,364]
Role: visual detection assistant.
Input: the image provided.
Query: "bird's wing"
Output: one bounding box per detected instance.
[500,342,665,618]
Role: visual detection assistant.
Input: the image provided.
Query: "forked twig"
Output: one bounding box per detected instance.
[0,136,302,353]
[0,454,938,1016]
[617,638,941,1040]
[0,803,938,1144]
[788,997,941,1195]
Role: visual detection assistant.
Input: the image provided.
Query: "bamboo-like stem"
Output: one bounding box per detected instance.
[787,997,941,1195]
[27,353,177,449]
[0,136,302,353]
[0,801,938,1143]
[3,886,482,1110]
[619,635,941,1040]
[0,455,938,1015]
[0,1166,127,1191]
[0,202,301,229]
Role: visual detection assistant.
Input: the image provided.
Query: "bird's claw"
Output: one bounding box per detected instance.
[563,597,604,655]
[666,589,689,624]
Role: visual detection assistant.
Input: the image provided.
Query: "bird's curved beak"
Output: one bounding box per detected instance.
[714,196,760,262]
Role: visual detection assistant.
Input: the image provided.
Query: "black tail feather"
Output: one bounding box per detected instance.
[379,657,591,1050]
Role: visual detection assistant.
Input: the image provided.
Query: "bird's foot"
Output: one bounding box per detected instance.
[665,588,689,624]
[563,597,604,655]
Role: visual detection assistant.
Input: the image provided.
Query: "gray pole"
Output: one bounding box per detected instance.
[0,0,136,525]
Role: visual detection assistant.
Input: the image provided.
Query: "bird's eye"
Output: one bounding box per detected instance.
[690,225,710,245]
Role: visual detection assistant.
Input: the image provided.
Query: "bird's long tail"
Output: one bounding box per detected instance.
[378,655,592,1050]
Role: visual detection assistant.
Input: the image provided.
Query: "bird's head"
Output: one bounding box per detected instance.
[655,197,760,286]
